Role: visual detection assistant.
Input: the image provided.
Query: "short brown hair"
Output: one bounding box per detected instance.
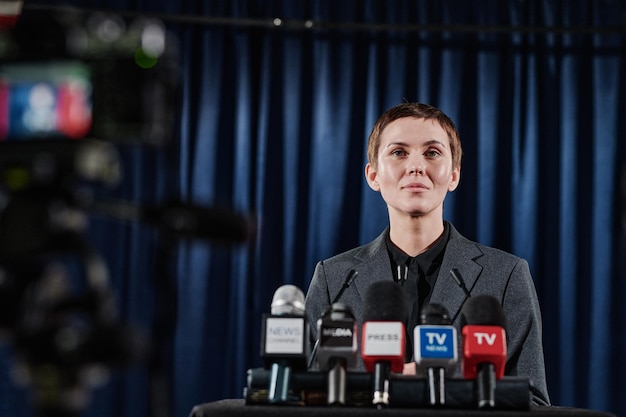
[367,103,462,170]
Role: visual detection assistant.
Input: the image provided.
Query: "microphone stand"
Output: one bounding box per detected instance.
[477,363,496,409]
[427,367,446,406]
[372,362,391,408]
[327,358,348,405]
[148,235,178,417]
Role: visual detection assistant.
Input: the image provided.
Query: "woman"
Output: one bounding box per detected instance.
[304,102,550,406]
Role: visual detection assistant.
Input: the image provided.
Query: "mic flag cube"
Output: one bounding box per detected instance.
[461,325,506,379]
[415,325,458,372]
[362,321,405,373]
[261,315,308,365]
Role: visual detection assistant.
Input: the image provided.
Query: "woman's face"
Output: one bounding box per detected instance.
[365,117,460,219]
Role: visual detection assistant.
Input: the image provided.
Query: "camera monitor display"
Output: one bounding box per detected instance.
[0,60,92,140]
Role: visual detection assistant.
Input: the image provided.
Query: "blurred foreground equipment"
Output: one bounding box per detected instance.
[0,7,251,417]
[0,6,180,145]
[0,136,254,416]
[0,138,146,417]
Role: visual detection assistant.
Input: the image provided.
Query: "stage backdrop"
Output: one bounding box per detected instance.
[0,1,625,417]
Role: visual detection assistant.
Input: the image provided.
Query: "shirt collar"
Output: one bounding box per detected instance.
[385,222,450,273]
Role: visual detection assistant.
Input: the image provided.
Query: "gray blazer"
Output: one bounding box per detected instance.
[304,222,550,406]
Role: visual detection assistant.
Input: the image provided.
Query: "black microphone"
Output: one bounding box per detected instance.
[260,285,309,404]
[360,281,407,408]
[90,199,255,243]
[459,294,507,409]
[449,269,472,323]
[414,304,458,406]
[316,302,357,405]
[331,270,358,305]
[307,269,358,369]
[450,268,471,298]
[141,201,255,242]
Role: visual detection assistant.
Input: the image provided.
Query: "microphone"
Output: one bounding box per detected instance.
[360,281,407,408]
[449,268,471,298]
[460,294,507,409]
[316,302,357,405]
[331,270,359,305]
[449,269,472,323]
[414,303,458,406]
[307,269,358,369]
[140,200,255,243]
[260,285,309,404]
[90,199,255,243]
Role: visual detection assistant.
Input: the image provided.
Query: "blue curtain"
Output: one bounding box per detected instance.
[1,1,625,417]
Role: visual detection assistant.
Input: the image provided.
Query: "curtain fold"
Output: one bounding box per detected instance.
[1,2,625,417]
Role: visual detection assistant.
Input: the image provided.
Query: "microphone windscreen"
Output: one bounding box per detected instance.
[271,285,305,315]
[459,294,507,331]
[362,280,407,322]
[142,201,255,243]
[420,303,451,325]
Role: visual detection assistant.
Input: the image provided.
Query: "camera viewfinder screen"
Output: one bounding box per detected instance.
[0,61,92,141]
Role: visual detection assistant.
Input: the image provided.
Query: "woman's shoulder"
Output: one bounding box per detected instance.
[320,228,388,265]
[447,222,526,266]
[322,238,384,266]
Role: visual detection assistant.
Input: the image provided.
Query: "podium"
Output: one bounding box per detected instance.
[189,368,617,417]
[189,399,617,417]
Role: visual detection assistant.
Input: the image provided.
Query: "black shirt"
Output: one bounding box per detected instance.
[385,222,450,361]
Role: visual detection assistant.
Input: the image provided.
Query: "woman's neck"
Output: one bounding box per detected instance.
[388,216,444,257]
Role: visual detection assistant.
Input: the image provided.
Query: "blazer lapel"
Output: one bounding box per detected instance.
[343,224,484,326]
[350,230,394,320]
[430,224,484,324]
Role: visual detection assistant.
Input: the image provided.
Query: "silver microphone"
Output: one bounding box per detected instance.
[270,285,305,316]
[261,284,309,404]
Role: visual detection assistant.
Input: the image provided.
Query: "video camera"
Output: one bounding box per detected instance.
[0,8,179,144]
[0,7,181,417]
